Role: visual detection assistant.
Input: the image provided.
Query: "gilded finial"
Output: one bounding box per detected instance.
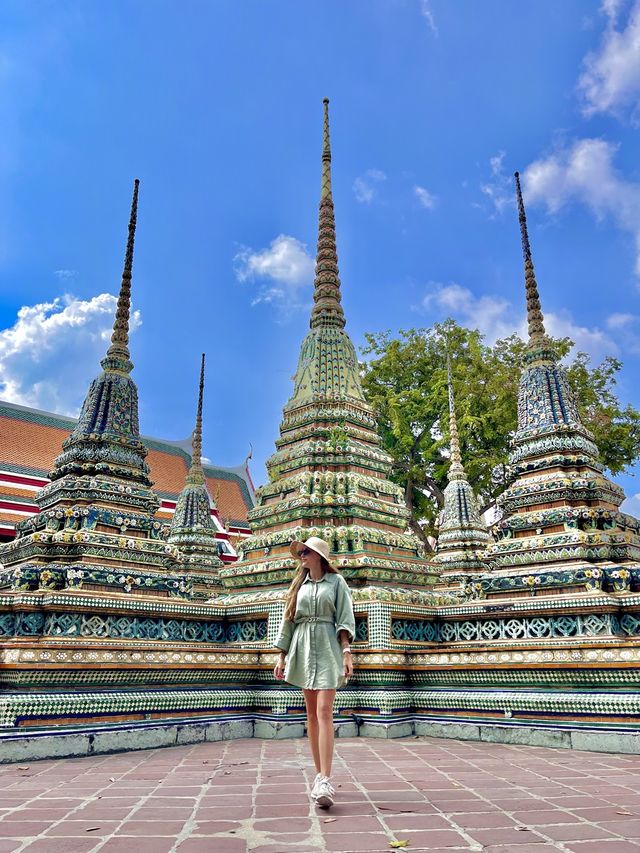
[321,98,332,200]
[187,353,206,486]
[514,171,547,343]
[311,98,346,330]
[105,179,139,370]
[447,354,465,480]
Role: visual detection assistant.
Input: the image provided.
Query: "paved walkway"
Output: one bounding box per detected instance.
[1,736,640,852]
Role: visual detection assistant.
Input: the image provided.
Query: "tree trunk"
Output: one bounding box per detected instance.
[423,475,445,509]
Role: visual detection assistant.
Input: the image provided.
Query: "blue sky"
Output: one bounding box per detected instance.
[1,0,640,509]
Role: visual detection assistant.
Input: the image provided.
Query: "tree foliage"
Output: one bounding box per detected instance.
[360,321,640,544]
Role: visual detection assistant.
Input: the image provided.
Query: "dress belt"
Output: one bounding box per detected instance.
[295,616,334,624]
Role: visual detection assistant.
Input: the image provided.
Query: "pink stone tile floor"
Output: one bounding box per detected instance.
[1,737,640,852]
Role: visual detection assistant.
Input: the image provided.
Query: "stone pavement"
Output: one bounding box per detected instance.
[1,736,640,853]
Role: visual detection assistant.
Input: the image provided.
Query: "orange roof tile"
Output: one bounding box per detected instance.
[0,485,40,500]
[0,416,67,474]
[0,511,32,524]
[0,402,253,530]
[205,474,250,526]
[146,448,189,494]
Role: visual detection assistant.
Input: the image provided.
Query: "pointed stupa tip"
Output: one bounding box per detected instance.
[187,353,206,486]
[105,178,139,369]
[310,97,346,329]
[321,97,332,196]
[514,170,547,344]
[447,354,465,481]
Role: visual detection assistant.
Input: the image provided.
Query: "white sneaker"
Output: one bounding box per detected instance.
[310,772,323,800]
[315,776,335,809]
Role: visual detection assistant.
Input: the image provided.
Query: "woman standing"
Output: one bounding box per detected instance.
[273,536,355,809]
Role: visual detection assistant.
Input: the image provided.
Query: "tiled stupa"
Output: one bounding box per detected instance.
[221,100,436,592]
[0,180,188,598]
[433,357,490,579]
[488,172,640,571]
[168,354,225,598]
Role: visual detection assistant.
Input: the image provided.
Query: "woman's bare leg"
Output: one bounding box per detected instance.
[303,689,321,773]
[317,689,336,777]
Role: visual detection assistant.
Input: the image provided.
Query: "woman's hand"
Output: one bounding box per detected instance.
[273,653,286,680]
[343,650,354,680]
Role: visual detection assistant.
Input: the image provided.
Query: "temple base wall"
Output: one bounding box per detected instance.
[2,712,640,764]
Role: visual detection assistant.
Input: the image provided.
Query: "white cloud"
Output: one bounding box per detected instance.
[621,491,640,517]
[419,0,438,35]
[606,311,640,352]
[578,0,640,121]
[602,0,626,22]
[523,137,640,277]
[421,281,618,359]
[607,311,636,328]
[233,234,315,313]
[0,293,142,415]
[414,185,436,209]
[54,269,78,281]
[422,282,519,343]
[352,169,387,204]
[479,150,513,215]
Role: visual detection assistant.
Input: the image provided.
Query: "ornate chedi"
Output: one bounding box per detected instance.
[220,99,437,593]
[168,354,224,598]
[0,180,188,598]
[488,172,640,572]
[433,357,490,579]
[411,172,640,747]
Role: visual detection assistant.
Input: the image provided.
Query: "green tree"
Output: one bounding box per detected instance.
[360,321,640,545]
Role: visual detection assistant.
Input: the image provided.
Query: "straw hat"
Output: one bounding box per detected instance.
[290,536,334,566]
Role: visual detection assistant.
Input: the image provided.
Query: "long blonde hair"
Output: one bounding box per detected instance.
[284,557,338,621]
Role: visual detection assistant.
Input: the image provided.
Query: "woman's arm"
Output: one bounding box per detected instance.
[273,617,293,680]
[338,628,353,679]
[273,649,286,680]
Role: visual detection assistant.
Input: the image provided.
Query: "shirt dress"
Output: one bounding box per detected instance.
[274,572,356,690]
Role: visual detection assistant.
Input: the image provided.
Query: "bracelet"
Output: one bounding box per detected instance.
[342,647,352,654]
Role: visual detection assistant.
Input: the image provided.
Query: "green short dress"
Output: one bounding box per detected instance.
[274,572,356,690]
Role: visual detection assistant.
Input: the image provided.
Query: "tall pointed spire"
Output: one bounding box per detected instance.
[168,353,223,588]
[434,355,490,576]
[514,171,547,345]
[187,353,206,487]
[310,98,346,330]
[447,354,465,481]
[104,179,139,374]
[46,179,155,501]
[321,96,332,201]
[233,99,433,593]
[487,172,635,569]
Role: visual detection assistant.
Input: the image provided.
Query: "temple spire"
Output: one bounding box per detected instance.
[447,355,465,481]
[310,98,346,330]
[321,96,332,200]
[433,353,490,576]
[514,171,547,344]
[168,352,223,584]
[104,178,139,372]
[187,354,206,486]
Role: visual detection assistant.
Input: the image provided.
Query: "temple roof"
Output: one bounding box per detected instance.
[0,399,254,531]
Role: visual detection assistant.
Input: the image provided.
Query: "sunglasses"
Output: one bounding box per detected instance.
[300,548,313,556]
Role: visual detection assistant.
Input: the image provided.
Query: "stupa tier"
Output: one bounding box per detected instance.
[487,173,640,573]
[220,100,434,591]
